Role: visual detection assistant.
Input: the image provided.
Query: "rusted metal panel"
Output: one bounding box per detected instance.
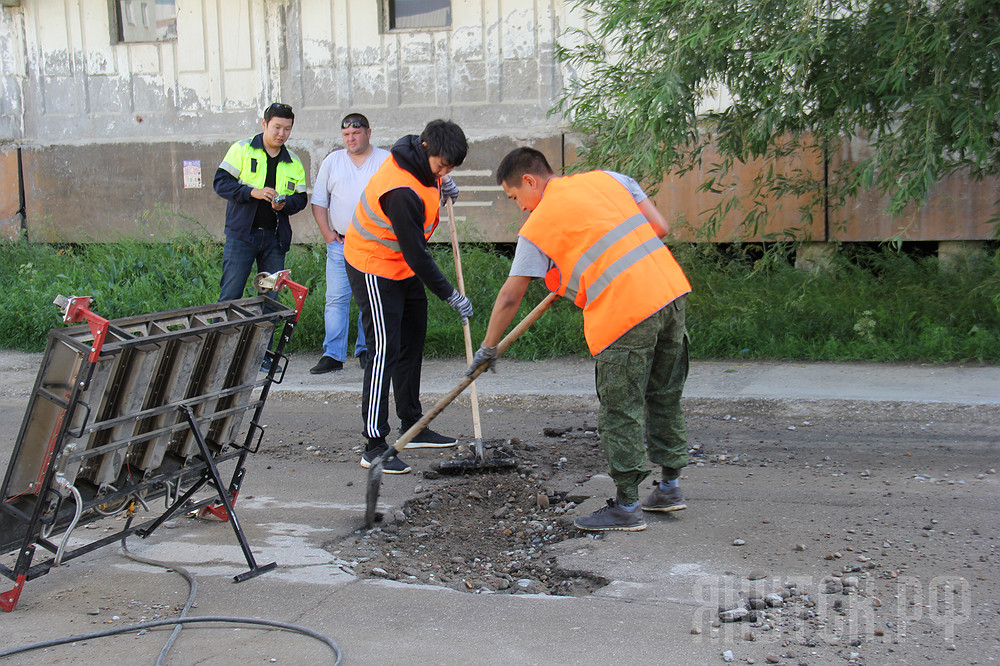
[563,137,825,243]
[652,144,826,243]
[0,147,19,240]
[830,141,999,240]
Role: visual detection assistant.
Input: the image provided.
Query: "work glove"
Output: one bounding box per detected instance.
[440,175,459,204]
[466,344,499,376]
[446,289,473,325]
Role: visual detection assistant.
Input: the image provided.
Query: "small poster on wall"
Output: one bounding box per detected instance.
[183,160,202,189]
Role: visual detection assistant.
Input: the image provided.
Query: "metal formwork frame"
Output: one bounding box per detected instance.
[0,273,308,611]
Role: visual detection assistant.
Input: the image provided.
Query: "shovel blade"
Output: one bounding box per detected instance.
[364,458,384,529]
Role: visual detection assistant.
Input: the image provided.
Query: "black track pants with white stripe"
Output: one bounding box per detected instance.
[347,263,427,443]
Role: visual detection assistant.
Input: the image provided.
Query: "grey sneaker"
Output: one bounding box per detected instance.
[642,485,687,512]
[573,499,647,532]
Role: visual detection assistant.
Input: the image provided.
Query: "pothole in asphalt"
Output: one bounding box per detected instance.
[327,436,612,596]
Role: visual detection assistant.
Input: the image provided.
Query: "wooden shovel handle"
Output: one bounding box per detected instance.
[445,199,483,441]
[391,292,558,454]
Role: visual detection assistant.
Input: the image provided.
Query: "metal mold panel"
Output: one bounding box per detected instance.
[129,333,206,473]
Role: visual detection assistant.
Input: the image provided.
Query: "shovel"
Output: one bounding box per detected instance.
[365,292,558,528]
[443,199,486,463]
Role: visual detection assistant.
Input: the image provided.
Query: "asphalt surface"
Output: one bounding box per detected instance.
[0,350,998,665]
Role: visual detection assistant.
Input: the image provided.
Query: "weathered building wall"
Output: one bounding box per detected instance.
[0,0,581,243]
[0,1,996,245]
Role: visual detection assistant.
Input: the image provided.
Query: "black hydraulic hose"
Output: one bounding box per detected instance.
[120,536,197,665]
[0,536,343,664]
[0,617,343,663]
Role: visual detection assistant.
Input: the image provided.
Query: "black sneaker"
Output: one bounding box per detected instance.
[310,355,344,374]
[400,425,457,449]
[260,356,272,373]
[360,442,411,474]
[357,351,369,370]
[573,499,647,532]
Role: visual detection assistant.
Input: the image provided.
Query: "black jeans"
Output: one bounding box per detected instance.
[347,264,428,444]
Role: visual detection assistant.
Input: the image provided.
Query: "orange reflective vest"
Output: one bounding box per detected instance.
[518,172,692,355]
[344,156,440,280]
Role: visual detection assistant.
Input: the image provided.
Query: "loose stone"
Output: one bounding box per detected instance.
[720,608,749,623]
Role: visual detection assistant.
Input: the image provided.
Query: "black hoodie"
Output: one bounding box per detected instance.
[379,135,454,301]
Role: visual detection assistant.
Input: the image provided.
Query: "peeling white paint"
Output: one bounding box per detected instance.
[3,0,569,141]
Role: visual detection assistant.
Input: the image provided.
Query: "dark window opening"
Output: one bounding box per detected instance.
[388,0,451,29]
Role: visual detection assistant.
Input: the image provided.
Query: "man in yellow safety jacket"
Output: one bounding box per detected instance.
[470,147,692,532]
[214,102,307,303]
[344,119,472,474]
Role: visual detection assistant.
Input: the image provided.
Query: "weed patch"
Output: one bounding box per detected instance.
[1,237,998,363]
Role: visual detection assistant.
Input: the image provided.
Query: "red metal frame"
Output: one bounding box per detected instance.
[197,490,239,521]
[271,271,308,321]
[58,296,111,363]
[0,574,26,612]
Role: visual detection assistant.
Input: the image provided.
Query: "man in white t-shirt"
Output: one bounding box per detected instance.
[310,113,391,374]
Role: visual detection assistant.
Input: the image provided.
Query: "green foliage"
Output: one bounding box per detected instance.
[555,0,1000,235]
[423,245,587,359]
[1,238,999,364]
[676,242,1000,362]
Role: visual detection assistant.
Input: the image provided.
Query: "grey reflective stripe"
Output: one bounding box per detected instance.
[360,195,394,231]
[564,213,649,302]
[359,185,433,234]
[585,237,667,303]
[219,159,240,178]
[357,187,434,239]
[350,213,402,252]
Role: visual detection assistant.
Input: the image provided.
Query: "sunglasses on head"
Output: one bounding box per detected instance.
[342,120,367,129]
[268,102,292,113]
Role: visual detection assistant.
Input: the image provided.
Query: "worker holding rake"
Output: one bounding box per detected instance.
[345,120,472,475]
[471,147,692,532]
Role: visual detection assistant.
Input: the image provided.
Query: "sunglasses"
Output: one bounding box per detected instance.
[342,120,368,129]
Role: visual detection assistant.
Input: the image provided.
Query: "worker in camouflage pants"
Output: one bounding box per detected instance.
[470,147,693,532]
[595,295,689,505]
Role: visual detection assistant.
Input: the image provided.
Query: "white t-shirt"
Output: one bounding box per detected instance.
[310,146,391,235]
[509,171,648,278]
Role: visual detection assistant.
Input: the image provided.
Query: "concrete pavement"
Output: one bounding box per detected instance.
[0,350,998,665]
[270,354,1000,407]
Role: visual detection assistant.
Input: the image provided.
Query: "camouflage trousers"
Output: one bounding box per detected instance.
[594,296,689,504]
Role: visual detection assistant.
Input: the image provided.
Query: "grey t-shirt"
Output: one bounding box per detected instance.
[508,171,647,278]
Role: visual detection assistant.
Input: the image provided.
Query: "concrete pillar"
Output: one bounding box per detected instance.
[795,242,836,272]
[938,241,987,271]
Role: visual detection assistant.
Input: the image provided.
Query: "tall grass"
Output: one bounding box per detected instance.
[676,243,1000,363]
[1,236,998,363]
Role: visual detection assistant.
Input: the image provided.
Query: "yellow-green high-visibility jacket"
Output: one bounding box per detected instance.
[213,133,307,251]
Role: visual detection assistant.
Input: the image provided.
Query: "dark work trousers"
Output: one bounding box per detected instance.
[346,263,427,446]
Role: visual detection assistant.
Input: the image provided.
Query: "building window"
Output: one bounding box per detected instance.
[114,0,177,43]
[387,0,451,30]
